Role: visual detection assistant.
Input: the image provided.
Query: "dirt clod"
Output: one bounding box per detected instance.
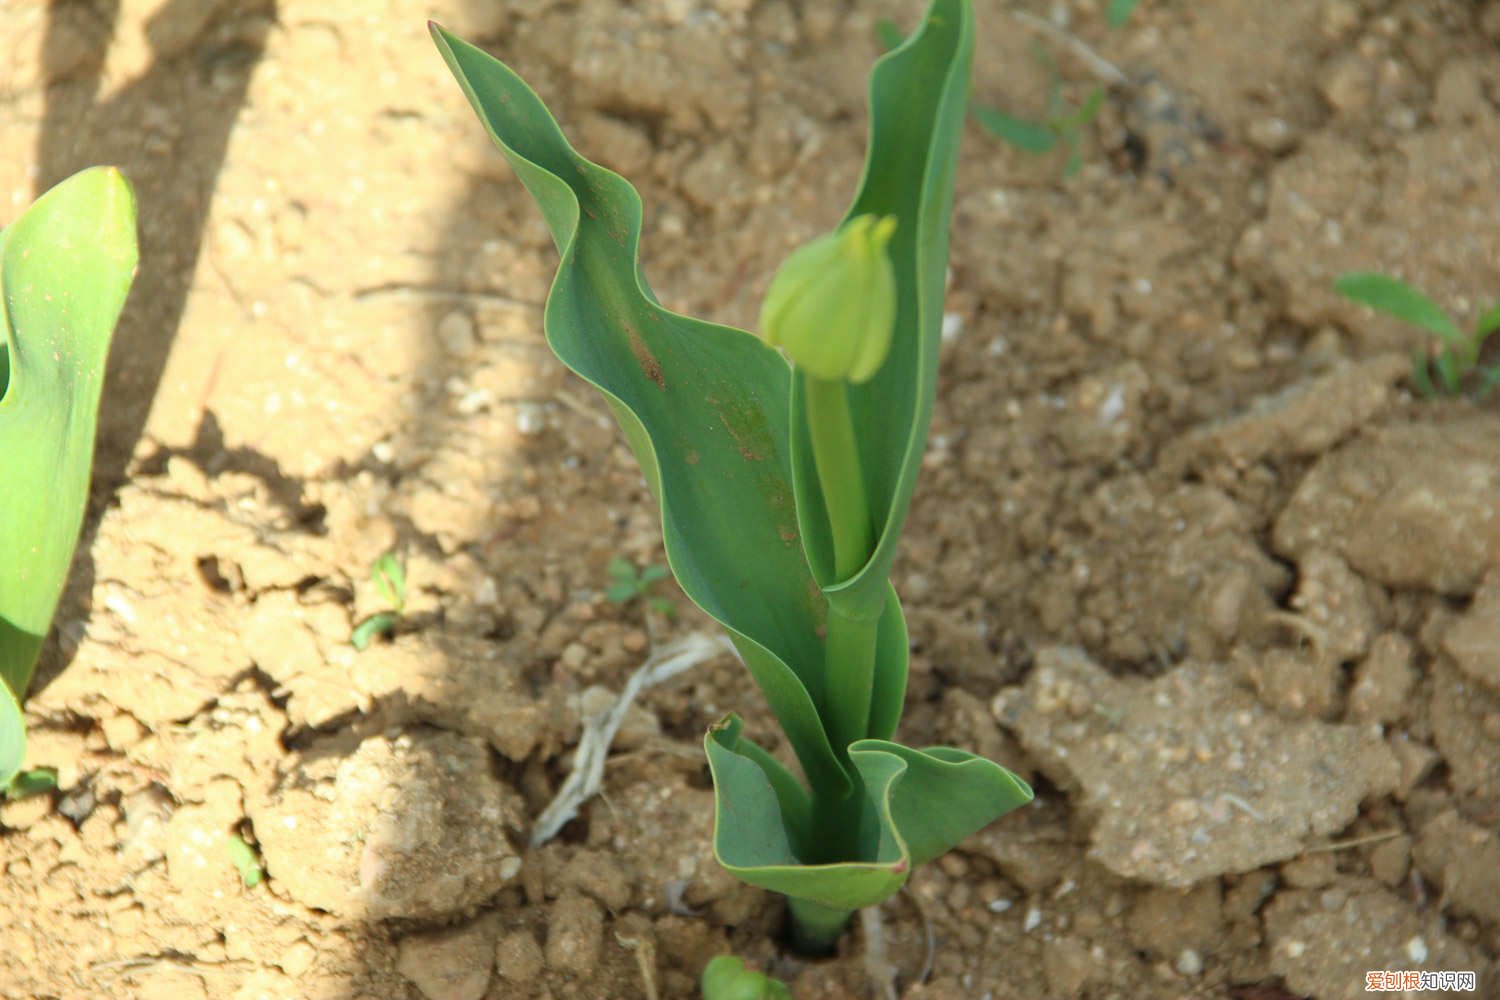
[1266,885,1486,1000]
[1001,647,1399,886]
[496,929,546,986]
[249,730,522,920]
[1274,419,1500,596]
[1413,811,1500,925]
[1348,633,1417,725]
[1441,569,1500,694]
[397,919,497,1000]
[545,891,605,977]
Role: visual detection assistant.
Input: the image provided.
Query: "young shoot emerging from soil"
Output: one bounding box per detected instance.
[430,0,1031,956]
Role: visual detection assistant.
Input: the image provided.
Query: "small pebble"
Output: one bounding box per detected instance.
[516,402,546,436]
[1247,116,1296,154]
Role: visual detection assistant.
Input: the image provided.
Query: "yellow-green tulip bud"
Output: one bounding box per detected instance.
[759,214,898,384]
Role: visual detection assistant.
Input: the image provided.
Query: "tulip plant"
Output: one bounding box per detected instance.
[1,167,138,788]
[432,0,1031,953]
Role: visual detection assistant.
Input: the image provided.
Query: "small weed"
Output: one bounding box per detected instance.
[351,551,407,650]
[1106,0,1142,29]
[1334,272,1500,398]
[701,955,792,1000]
[3,766,58,801]
[882,3,1138,178]
[226,833,264,888]
[605,557,676,619]
[974,72,1104,178]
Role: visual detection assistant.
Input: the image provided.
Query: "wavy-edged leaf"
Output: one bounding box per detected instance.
[789,0,976,624]
[847,739,1033,867]
[707,715,1033,911]
[430,25,849,797]
[706,717,907,911]
[0,167,137,785]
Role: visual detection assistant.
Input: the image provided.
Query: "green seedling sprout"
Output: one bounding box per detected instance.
[0,167,138,790]
[974,50,1106,178]
[1106,0,1143,29]
[3,766,58,802]
[1334,272,1500,398]
[351,552,406,650]
[604,557,676,619]
[701,955,792,1000]
[226,833,264,888]
[891,0,1135,178]
[431,0,1031,955]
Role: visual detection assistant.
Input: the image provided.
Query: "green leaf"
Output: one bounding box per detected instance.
[1107,0,1142,28]
[371,552,405,609]
[604,580,639,603]
[974,106,1057,153]
[647,596,678,619]
[431,23,850,798]
[875,19,905,52]
[847,740,1033,867]
[866,585,909,742]
[1057,87,1105,131]
[701,956,792,1000]
[1475,364,1500,399]
[706,716,1032,912]
[1063,144,1085,179]
[0,167,137,787]
[1435,349,1462,395]
[1333,272,1464,346]
[226,834,263,888]
[639,564,670,585]
[606,556,637,582]
[706,717,905,911]
[1410,348,1437,399]
[790,0,977,629]
[351,611,399,651]
[0,684,25,790]
[1474,300,1500,340]
[5,766,58,801]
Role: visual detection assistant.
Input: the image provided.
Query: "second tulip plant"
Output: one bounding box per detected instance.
[433,0,1031,953]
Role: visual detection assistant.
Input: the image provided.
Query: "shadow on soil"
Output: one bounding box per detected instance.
[31,0,278,696]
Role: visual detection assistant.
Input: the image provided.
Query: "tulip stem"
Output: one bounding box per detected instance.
[804,375,878,751]
[787,896,855,956]
[804,376,871,581]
